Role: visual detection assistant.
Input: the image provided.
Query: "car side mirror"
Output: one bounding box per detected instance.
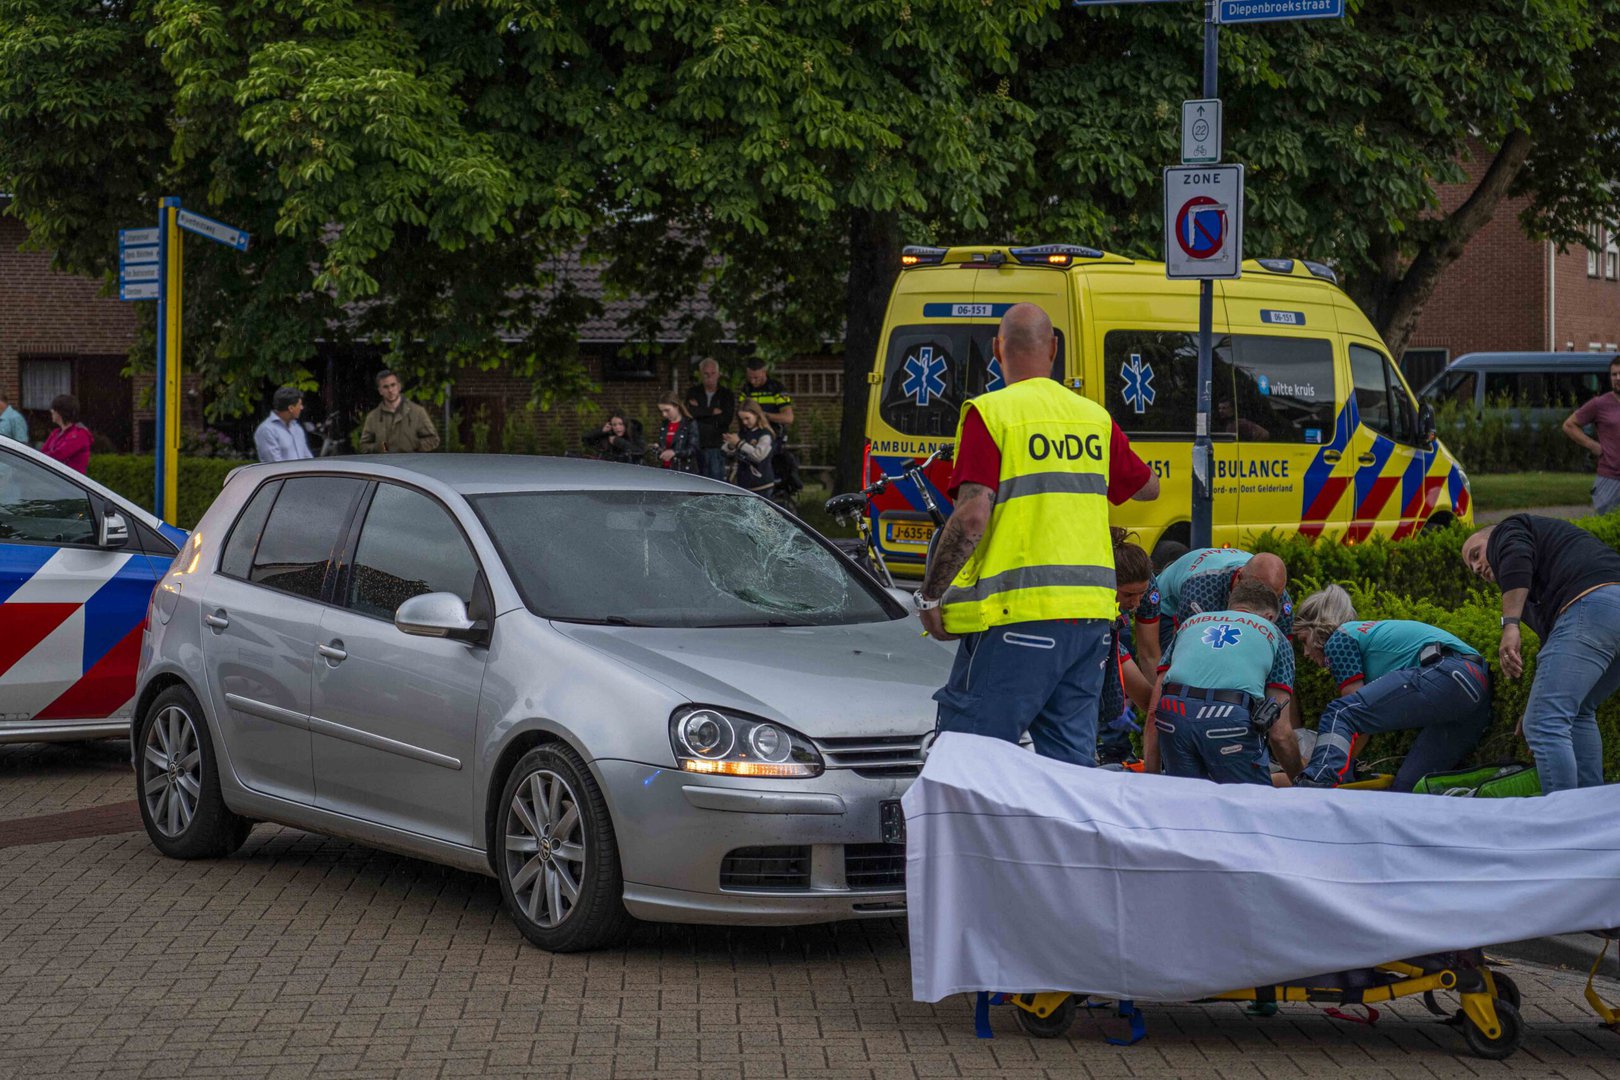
[98,510,130,549]
[1418,403,1437,446]
[395,592,487,643]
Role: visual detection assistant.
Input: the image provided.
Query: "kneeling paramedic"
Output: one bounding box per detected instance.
[1144,580,1293,785]
[917,303,1158,766]
[1292,585,1492,792]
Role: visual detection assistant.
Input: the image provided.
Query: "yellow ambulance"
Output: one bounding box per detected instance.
[862,244,1472,573]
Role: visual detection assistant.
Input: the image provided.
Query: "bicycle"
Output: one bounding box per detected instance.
[824,446,953,588]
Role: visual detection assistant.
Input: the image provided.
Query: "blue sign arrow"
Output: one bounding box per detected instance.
[1217,0,1343,24]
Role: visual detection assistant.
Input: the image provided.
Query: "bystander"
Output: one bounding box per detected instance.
[684,359,736,481]
[0,389,25,443]
[41,394,92,474]
[1561,355,1620,515]
[359,370,440,453]
[253,387,314,463]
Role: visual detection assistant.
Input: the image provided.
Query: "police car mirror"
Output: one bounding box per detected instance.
[98,510,130,549]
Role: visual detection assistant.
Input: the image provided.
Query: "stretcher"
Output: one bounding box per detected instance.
[995,949,1526,1059]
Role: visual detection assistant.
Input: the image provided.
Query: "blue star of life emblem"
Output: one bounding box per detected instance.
[902,347,949,407]
[985,357,1005,393]
[1121,353,1156,414]
[1203,624,1243,649]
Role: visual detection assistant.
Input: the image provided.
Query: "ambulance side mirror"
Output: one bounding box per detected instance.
[1418,403,1437,447]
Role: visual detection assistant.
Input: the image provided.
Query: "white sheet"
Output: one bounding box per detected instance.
[903,733,1620,1003]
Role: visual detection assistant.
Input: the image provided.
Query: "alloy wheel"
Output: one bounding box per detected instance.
[504,769,586,928]
[142,705,202,837]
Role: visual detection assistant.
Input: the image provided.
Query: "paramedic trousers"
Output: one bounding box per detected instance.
[1298,654,1491,792]
[1154,689,1272,785]
[933,619,1110,768]
[1522,585,1620,792]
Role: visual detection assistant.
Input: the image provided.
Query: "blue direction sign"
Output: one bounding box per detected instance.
[120,281,159,301]
[119,227,159,248]
[175,209,250,252]
[118,226,162,302]
[1217,0,1343,23]
[119,245,159,267]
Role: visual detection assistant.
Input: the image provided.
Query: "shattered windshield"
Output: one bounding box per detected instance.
[469,490,897,628]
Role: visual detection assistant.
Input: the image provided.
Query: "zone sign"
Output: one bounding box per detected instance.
[1164,164,1245,279]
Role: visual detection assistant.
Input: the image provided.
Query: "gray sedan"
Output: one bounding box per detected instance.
[135,456,948,951]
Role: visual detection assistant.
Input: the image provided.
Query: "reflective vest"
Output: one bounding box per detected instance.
[941,378,1116,633]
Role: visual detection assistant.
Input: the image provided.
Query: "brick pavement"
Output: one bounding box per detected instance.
[0,744,1617,1079]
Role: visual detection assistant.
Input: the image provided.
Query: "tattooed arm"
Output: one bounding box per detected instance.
[918,483,994,641]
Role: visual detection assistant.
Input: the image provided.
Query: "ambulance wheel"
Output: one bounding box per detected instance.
[1461,998,1523,1060]
[1014,996,1077,1039]
[1489,971,1522,1011]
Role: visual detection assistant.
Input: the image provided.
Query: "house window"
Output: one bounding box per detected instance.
[1400,348,1449,392]
[1589,229,1602,277]
[19,356,72,410]
[1606,230,1618,280]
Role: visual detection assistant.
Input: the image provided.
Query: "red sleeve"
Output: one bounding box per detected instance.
[1107,422,1151,505]
[947,407,1001,499]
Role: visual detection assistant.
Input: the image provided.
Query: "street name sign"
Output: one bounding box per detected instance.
[1181,98,1221,164]
[120,281,159,301]
[119,227,159,247]
[121,262,161,284]
[118,226,160,302]
[119,245,160,266]
[176,209,250,252]
[1217,0,1343,24]
[1164,164,1244,279]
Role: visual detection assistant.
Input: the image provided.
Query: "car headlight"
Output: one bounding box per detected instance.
[669,706,824,778]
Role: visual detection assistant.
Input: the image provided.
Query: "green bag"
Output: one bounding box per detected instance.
[1412,763,1542,798]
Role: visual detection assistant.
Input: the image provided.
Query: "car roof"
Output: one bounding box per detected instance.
[1447,351,1620,371]
[1,437,171,533]
[232,454,740,497]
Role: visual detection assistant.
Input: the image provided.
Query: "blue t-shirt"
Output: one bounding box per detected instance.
[1322,620,1481,690]
[1162,609,1294,700]
[1156,548,1250,618]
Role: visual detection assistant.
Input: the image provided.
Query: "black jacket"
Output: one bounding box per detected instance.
[582,421,645,464]
[655,418,699,472]
[684,384,737,450]
[727,425,775,490]
[1487,514,1620,637]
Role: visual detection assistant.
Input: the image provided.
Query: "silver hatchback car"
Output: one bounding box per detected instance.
[135,456,948,950]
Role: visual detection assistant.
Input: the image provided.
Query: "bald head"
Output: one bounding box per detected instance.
[1236,552,1288,596]
[993,303,1057,382]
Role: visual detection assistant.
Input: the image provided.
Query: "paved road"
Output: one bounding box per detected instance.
[1,741,1616,1079]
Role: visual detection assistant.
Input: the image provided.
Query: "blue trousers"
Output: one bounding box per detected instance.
[1298,655,1491,792]
[1523,586,1620,792]
[934,619,1110,767]
[1155,690,1272,785]
[699,448,727,482]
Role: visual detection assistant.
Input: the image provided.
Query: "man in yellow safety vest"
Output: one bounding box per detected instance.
[917,303,1160,765]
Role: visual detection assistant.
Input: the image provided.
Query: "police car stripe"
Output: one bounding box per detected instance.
[0,545,58,605]
[996,472,1108,503]
[945,563,1115,603]
[0,606,88,719]
[5,549,135,605]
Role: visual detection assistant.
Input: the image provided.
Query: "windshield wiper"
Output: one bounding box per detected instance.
[550,615,656,627]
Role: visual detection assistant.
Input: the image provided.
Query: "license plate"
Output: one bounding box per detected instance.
[885,521,935,546]
[881,800,906,845]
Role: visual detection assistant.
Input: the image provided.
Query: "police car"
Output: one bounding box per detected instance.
[0,438,184,743]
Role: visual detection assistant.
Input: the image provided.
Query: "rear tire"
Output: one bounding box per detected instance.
[135,685,250,859]
[496,744,633,952]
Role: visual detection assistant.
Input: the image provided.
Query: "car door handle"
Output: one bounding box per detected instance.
[1320,449,1342,464]
[204,611,230,631]
[1357,452,1378,466]
[317,642,347,663]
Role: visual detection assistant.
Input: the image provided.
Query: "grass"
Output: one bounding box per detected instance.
[1469,471,1595,513]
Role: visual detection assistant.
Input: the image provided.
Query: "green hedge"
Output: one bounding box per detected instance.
[88,455,239,530]
[1271,513,1620,782]
[1433,400,1592,474]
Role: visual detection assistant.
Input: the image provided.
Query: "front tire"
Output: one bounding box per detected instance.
[135,686,250,858]
[496,744,633,952]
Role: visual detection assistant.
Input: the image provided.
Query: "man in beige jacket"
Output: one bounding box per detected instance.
[360,369,441,453]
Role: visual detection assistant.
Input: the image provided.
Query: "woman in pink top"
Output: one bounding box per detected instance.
[42,394,93,474]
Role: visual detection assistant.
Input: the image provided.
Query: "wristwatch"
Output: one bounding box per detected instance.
[1500,615,1521,628]
[913,591,942,612]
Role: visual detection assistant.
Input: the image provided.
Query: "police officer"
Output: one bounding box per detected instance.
[917,303,1158,765]
[1292,585,1491,792]
[1144,579,1293,785]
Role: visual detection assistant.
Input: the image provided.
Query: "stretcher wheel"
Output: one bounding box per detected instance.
[1489,971,1522,1011]
[1462,998,1523,1060]
[1014,995,1077,1038]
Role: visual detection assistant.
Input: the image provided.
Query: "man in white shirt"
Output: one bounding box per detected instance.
[254,387,314,462]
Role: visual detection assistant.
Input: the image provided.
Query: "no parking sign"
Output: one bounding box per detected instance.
[1164,164,1244,279]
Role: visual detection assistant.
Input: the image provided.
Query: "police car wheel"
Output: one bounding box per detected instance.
[1013,995,1078,1038]
[136,686,250,859]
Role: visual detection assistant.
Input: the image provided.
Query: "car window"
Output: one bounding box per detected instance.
[248,476,365,601]
[219,480,281,580]
[1425,369,1476,406]
[1349,344,1392,440]
[470,490,895,628]
[1228,336,1336,444]
[1104,329,1235,438]
[878,323,1064,438]
[348,483,480,620]
[1384,355,1422,444]
[0,450,94,545]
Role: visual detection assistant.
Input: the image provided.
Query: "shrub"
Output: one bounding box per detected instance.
[88,455,238,530]
[1433,399,1592,474]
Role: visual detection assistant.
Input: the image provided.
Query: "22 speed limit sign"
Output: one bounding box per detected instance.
[1164,164,1244,279]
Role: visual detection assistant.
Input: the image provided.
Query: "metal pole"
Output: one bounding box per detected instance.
[1192,1,1219,549]
[154,199,175,520]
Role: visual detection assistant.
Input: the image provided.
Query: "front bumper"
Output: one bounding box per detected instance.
[593,758,911,926]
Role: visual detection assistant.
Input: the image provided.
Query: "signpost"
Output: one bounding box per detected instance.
[1074,0,1343,547]
[116,201,249,523]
